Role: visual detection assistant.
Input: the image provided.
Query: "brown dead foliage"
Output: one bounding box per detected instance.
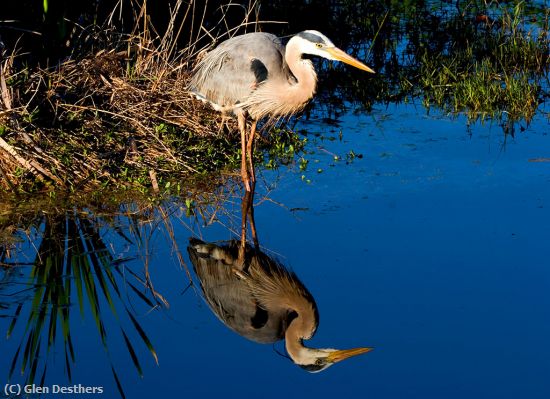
[0,44,238,192]
[0,0,265,193]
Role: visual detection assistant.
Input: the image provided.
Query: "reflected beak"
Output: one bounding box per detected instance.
[325,47,375,73]
[327,347,373,363]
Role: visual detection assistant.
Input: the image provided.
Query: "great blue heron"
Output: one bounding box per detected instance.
[189,30,374,191]
[187,185,372,371]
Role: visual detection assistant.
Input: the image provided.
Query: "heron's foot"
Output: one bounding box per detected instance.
[218,115,232,133]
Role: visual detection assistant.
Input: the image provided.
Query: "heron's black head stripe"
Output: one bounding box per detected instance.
[297,31,325,44]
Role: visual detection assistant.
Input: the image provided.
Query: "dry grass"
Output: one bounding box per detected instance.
[0,0,270,193]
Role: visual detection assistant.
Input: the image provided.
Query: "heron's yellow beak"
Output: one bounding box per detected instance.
[325,47,375,73]
[326,347,373,363]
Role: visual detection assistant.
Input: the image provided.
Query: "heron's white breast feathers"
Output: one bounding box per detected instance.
[240,60,318,121]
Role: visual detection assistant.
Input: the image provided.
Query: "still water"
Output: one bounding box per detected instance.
[1,101,550,398]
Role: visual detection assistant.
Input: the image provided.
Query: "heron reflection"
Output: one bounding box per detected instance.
[187,185,371,372]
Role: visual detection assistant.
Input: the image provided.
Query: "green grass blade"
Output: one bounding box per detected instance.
[67,331,75,362]
[103,262,122,298]
[120,328,143,377]
[65,345,72,382]
[9,340,22,378]
[79,221,118,317]
[126,281,155,308]
[28,340,41,384]
[7,302,23,339]
[72,257,85,316]
[110,364,126,399]
[125,307,158,365]
[48,305,58,350]
[21,329,34,374]
[39,363,47,388]
[79,252,107,346]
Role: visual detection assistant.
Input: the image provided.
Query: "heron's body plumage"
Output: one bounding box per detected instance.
[189,32,315,120]
[187,239,318,344]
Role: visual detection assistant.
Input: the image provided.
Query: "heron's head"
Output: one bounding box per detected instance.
[292,346,373,373]
[293,30,375,73]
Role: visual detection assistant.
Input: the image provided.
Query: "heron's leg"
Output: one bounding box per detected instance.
[237,112,251,192]
[238,187,254,268]
[240,190,250,248]
[247,182,259,248]
[246,121,257,184]
[237,217,246,268]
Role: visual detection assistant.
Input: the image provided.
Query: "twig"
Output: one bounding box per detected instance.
[0,136,61,183]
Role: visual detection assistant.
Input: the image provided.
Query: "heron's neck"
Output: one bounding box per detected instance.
[285,39,318,103]
[284,308,318,364]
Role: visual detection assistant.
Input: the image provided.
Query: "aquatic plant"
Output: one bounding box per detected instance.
[1,209,165,398]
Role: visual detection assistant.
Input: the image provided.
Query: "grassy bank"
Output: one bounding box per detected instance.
[0,0,304,194]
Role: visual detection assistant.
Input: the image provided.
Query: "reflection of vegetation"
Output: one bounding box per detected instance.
[0,186,253,396]
[1,210,165,398]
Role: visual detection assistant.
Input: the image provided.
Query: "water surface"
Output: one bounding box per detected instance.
[2,100,549,398]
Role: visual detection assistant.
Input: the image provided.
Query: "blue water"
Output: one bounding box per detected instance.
[1,103,549,398]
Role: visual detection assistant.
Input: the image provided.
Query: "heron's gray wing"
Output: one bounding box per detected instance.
[188,32,287,110]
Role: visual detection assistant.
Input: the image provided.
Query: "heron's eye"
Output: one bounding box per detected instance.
[315,43,323,48]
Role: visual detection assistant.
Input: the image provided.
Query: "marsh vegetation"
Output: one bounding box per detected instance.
[0,0,547,194]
